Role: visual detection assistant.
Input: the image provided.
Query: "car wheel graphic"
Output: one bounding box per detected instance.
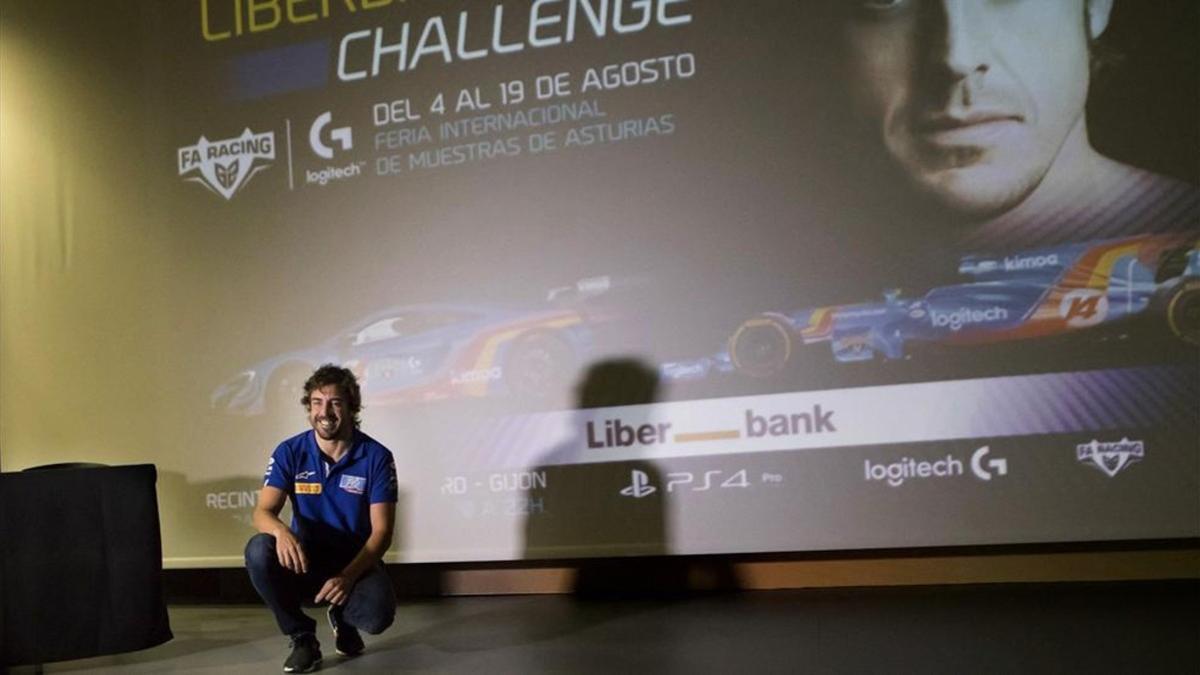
[1164,280,1200,346]
[729,313,794,378]
[505,332,575,399]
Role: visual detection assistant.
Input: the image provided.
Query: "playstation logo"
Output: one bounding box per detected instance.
[309,111,352,159]
[970,446,1008,481]
[619,470,657,498]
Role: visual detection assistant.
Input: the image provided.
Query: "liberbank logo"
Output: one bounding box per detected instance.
[178,128,275,200]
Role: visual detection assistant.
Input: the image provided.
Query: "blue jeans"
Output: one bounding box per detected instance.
[244,533,396,637]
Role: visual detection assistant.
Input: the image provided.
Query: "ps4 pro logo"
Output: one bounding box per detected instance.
[619,469,752,498]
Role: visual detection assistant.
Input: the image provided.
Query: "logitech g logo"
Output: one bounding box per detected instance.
[970,446,1008,481]
[309,111,353,159]
[619,470,657,498]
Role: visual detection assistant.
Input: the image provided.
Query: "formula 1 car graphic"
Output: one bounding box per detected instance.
[728,234,1200,377]
[211,279,615,415]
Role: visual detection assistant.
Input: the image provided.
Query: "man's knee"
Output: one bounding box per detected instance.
[355,606,394,635]
[244,533,277,571]
[349,571,396,634]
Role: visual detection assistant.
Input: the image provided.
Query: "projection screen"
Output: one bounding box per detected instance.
[2,0,1197,566]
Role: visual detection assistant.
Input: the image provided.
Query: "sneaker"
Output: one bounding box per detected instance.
[328,606,365,657]
[283,632,322,673]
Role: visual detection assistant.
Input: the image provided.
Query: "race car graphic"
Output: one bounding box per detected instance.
[729,234,1200,377]
[211,281,614,415]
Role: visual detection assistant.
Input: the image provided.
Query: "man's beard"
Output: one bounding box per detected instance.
[313,414,343,440]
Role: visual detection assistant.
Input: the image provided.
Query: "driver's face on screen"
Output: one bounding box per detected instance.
[838,0,1109,218]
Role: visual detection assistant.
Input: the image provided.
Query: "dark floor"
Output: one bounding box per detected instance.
[7,581,1198,674]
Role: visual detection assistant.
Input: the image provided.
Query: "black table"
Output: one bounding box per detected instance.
[1,463,172,666]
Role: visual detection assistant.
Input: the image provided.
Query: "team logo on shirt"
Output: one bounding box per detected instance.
[339,475,366,495]
[296,482,322,495]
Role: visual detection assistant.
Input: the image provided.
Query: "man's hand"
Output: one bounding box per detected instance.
[273,527,308,574]
[315,575,353,606]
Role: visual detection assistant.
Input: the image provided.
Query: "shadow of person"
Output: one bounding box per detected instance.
[522,358,737,599]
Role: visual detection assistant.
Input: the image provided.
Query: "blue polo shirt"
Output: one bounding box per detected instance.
[263,429,397,548]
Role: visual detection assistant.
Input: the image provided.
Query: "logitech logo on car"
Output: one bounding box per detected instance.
[661,361,707,380]
[1004,253,1059,271]
[451,366,502,385]
[930,306,1009,331]
[376,356,423,380]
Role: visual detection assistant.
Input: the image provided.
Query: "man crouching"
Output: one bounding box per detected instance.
[246,364,398,672]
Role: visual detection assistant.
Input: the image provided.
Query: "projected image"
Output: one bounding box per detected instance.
[101,0,1200,565]
[209,274,741,416]
[799,0,1200,251]
[727,234,1200,377]
[210,279,615,413]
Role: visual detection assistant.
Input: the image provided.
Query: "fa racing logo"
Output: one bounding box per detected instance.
[1077,438,1144,477]
[178,128,275,200]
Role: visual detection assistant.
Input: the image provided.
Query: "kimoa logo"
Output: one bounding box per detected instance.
[1004,253,1060,271]
[178,128,275,200]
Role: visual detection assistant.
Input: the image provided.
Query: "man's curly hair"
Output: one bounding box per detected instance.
[301,364,362,428]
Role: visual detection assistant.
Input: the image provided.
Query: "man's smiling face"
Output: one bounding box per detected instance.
[307,384,351,441]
